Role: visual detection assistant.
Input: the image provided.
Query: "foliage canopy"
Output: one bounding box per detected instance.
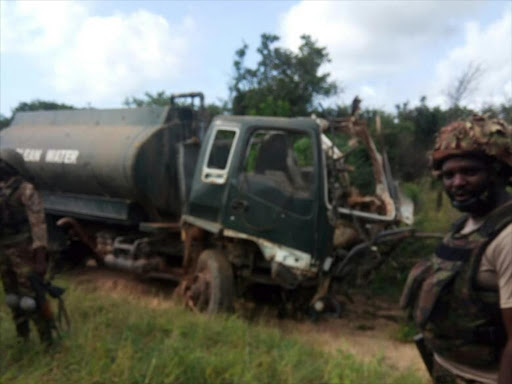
[230,34,339,117]
[0,100,75,129]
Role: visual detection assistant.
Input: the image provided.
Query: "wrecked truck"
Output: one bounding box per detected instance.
[0,93,416,315]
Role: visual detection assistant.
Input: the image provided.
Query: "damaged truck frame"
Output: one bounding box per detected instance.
[0,92,419,315]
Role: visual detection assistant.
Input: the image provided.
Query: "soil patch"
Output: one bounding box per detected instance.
[64,267,177,309]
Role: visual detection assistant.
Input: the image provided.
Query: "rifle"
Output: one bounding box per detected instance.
[414,333,433,377]
[28,273,70,334]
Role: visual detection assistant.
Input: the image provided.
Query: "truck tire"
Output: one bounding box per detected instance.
[186,249,234,314]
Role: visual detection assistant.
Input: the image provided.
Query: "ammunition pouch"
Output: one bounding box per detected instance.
[5,293,37,312]
[5,293,19,308]
[20,296,37,311]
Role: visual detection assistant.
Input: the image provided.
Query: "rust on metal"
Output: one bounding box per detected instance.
[181,223,206,273]
[329,106,396,219]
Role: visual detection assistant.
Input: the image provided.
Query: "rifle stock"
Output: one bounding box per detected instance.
[414,333,433,377]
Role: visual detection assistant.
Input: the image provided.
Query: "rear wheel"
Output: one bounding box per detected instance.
[182,249,234,313]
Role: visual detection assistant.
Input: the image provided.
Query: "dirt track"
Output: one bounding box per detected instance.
[65,267,429,381]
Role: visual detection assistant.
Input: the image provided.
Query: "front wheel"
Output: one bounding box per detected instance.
[182,249,234,314]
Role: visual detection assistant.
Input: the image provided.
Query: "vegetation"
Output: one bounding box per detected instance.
[364,178,459,302]
[123,90,229,114]
[0,283,425,384]
[230,34,339,116]
[0,100,75,129]
[3,30,510,383]
[10,100,76,114]
[4,33,508,183]
[0,113,10,129]
[124,90,177,108]
[393,321,419,344]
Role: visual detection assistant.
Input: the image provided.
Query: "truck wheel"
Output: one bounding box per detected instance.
[185,249,234,314]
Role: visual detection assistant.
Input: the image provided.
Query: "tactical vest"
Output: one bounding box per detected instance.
[0,176,31,244]
[400,201,512,368]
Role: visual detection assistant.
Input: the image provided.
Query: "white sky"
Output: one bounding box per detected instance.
[0,0,510,117]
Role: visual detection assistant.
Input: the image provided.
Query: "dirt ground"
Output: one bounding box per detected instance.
[64,267,430,381]
[276,310,428,379]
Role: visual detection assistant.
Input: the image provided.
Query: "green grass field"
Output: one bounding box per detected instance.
[0,283,426,384]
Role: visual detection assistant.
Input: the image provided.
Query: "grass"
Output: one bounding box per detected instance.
[402,178,460,233]
[392,321,419,344]
[0,282,426,384]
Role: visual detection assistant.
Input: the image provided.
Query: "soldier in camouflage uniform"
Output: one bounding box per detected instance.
[0,149,53,344]
[401,115,512,384]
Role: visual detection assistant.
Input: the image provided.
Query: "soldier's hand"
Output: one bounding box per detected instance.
[32,246,48,277]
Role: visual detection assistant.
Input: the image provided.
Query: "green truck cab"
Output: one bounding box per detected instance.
[179,113,412,313]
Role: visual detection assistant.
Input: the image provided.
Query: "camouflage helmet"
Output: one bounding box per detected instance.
[0,148,29,178]
[431,114,512,172]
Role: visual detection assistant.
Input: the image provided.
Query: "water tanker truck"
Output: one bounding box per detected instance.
[0,93,418,315]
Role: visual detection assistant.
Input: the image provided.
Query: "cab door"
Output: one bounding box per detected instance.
[185,123,240,224]
[224,127,319,255]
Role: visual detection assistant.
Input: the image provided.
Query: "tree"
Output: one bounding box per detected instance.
[0,100,75,129]
[123,91,172,108]
[124,90,229,126]
[124,90,228,115]
[481,98,512,124]
[11,100,75,113]
[0,114,10,130]
[390,96,455,180]
[230,33,339,117]
[445,61,484,108]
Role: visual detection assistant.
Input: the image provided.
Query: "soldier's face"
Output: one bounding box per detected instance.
[440,157,489,204]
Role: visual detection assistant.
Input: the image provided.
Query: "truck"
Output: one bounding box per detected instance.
[0,92,416,315]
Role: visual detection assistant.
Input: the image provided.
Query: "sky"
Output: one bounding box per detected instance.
[0,0,511,117]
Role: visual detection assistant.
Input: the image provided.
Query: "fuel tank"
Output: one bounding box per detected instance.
[0,106,198,221]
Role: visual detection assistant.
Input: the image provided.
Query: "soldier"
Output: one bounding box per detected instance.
[401,115,512,384]
[0,148,54,344]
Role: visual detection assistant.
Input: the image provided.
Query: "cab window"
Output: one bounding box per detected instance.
[241,129,315,216]
[202,127,238,184]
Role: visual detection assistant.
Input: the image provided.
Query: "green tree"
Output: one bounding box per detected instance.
[0,100,75,129]
[392,96,456,179]
[230,33,339,117]
[123,91,172,108]
[0,114,10,130]
[12,100,75,113]
[481,99,512,124]
[124,90,228,117]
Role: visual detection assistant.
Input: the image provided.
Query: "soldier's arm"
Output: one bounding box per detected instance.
[499,308,512,384]
[491,225,512,384]
[19,182,48,249]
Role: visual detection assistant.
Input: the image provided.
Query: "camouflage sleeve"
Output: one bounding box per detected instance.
[19,182,48,249]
